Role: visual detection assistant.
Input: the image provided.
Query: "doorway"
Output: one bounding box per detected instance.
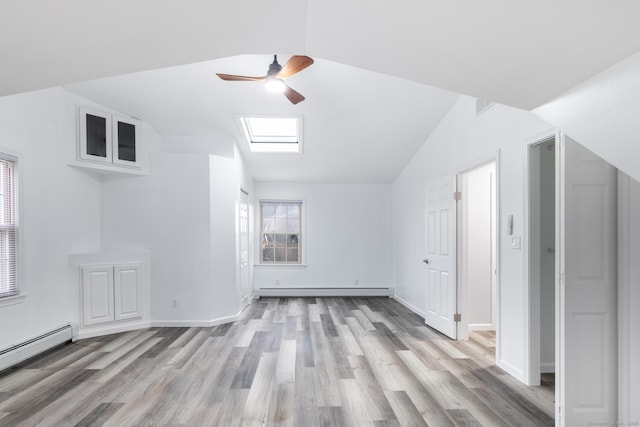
[526,133,619,425]
[527,137,556,385]
[238,188,251,311]
[458,161,497,343]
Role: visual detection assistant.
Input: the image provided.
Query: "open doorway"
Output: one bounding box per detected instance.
[458,160,497,351]
[527,137,556,386]
[526,133,619,425]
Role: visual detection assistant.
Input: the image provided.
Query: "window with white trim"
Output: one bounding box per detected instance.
[260,200,301,264]
[0,155,17,299]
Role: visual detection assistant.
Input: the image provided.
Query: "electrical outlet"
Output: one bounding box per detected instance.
[354,279,360,286]
[171,298,178,308]
[275,280,280,286]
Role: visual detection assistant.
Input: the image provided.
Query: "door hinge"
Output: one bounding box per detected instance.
[454,313,461,322]
[453,191,462,201]
[559,270,564,285]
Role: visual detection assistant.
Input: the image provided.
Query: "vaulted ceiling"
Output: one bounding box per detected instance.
[2,1,640,182]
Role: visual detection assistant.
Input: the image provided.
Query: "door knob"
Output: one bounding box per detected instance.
[422,259,429,264]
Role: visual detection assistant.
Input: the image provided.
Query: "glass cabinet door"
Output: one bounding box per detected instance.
[78,108,112,162]
[113,118,137,166]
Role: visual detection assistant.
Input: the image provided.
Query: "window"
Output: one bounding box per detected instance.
[0,155,17,299]
[239,116,302,153]
[260,200,301,264]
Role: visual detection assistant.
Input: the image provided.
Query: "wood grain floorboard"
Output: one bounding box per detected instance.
[0,297,554,426]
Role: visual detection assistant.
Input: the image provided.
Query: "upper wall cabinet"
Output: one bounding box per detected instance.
[78,107,144,173]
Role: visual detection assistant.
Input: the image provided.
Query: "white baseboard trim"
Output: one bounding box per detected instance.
[540,362,555,374]
[497,358,524,382]
[469,323,494,331]
[76,320,151,340]
[255,287,393,298]
[392,295,426,318]
[151,314,239,328]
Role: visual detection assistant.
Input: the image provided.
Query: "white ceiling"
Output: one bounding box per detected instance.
[3,1,640,182]
[66,56,458,183]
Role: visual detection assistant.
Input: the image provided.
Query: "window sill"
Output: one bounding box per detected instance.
[0,293,26,308]
[254,264,307,269]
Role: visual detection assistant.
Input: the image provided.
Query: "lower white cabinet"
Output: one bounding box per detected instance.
[81,263,142,326]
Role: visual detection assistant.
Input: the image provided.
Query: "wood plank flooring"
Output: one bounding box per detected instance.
[0,297,555,426]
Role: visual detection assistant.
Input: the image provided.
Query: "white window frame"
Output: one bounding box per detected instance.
[0,150,23,307]
[237,115,303,153]
[256,198,306,267]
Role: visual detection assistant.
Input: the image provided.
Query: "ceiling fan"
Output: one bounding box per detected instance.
[216,55,314,105]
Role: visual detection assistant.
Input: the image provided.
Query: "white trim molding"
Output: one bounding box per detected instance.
[256,287,393,298]
[618,172,631,423]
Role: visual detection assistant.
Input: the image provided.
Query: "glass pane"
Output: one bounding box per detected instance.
[286,248,299,262]
[275,205,287,218]
[262,233,274,247]
[262,247,274,262]
[275,218,287,233]
[117,121,136,162]
[274,234,286,247]
[287,234,298,247]
[274,248,286,262]
[86,114,107,157]
[262,205,275,218]
[263,218,275,233]
[287,205,299,218]
[287,218,299,233]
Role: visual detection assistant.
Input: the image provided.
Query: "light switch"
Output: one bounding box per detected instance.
[511,236,521,250]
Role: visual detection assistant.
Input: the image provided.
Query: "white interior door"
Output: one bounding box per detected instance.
[424,176,457,339]
[558,136,617,425]
[238,189,251,310]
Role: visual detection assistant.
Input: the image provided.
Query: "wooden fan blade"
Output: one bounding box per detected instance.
[283,85,305,105]
[216,73,266,82]
[277,55,314,79]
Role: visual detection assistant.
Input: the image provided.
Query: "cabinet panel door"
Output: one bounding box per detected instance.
[78,107,112,163]
[82,266,114,326]
[112,116,139,168]
[114,264,141,320]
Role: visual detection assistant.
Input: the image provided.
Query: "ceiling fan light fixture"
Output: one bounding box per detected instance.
[265,77,286,93]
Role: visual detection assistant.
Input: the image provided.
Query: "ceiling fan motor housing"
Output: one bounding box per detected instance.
[268,55,282,76]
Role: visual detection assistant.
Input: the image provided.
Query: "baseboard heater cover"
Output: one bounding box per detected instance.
[256,287,393,298]
[0,325,73,373]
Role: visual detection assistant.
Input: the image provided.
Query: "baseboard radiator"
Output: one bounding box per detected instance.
[256,287,394,298]
[0,325,73,372]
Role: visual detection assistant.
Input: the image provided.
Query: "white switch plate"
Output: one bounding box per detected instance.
[511,236,522,250]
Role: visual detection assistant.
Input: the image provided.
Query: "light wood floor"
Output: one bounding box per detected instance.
[0,297,554,426]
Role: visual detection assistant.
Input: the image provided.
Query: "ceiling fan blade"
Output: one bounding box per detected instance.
[216,73,266,82]
[283,85,305,105]
[277,55,314,79]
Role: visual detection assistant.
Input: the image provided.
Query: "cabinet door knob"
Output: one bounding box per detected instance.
[422,259,429,264]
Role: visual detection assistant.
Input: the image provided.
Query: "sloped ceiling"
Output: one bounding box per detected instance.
[2,1,640,109]
[65,57,458,183]
[2,1,640,182]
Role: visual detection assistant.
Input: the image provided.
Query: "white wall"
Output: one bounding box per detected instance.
[392,96,551,379]
[101,139,252,324]
[253,182,392,290]
[0,88,102,350]
[210,154,245,318]
[534,51,640,183]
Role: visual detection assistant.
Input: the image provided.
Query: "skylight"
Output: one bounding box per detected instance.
[239,116,302,153]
